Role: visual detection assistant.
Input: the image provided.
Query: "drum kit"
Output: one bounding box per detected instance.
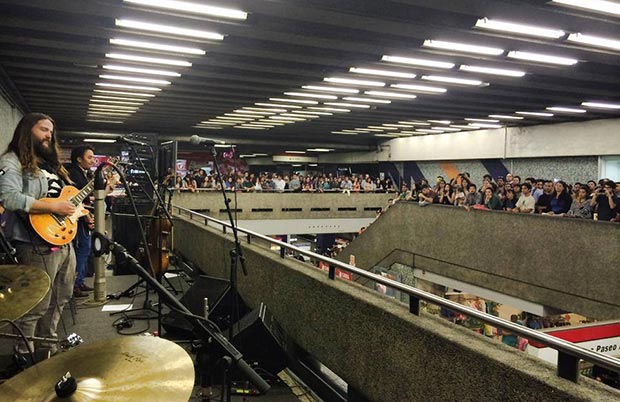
[0,265,195,401]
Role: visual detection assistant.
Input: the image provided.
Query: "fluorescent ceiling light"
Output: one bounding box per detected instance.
[115,19,224,40]
[106,53,191,67]
[217,116,252,121]
[382,124,413,128]
[566,33,620,51]
[390,83,447,93]
[263,119,294,124]
[235,126,267,130]
[398,121,430,126]
[459,65,525,77]
[95,82,162,91]
[375,134,400,138]
[195,126,222,129]
[109,38,205,55]
[581,101,620,109]
[87,111,133,116]
[382,55,454,69]
[551,0,620,16]
[450,125,477,129]
[421,75,484,86]
[89,104,139,110]
[285,151,306,154]
[339,130,362,133]
[255,102,301,109]
[242,122,277,127]
[308,107,350,113]
[302,85,358,94]
[357,128,383,132]
[515,111,554,117]
[234,109,273,115]
[324,77,385,87]
[282,110,322,118]
[465,118,499,123]
[102,64,180,77]
[280,113,318,118]
[90,99,144,106]
[224,114,261,119]
[269,98,318,105]
[474,18,565,39]
[269,116,305,121]
[83,138,118,143]
[364,91,417,99]
[94,89,156,97]
[428,120,451,125]
[99,74,171,85]
[292,110,332,116]
[468,123,503,128]
[507,51,578,66]
[283,92,337,99]
[488,114,524,120]
[349,67,416,79]
[423,40,504,56]
[243,107,287,113]
[324,102,370,108]
[86,120,124,124]
[214,144,235,148]
[546,106,586,113]
[369,126,398,130]
[436,127,462,132]
[123,0,247,20]
[92,95,148,102]
[343,96,391,104]
[332,131,359,135]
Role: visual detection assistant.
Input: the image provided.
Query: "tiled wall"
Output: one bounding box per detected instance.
[507,156,599,184]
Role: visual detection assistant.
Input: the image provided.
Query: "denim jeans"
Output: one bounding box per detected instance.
[14,242,75,354]
[74,222,91,288]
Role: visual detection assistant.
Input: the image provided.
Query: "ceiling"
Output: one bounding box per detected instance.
[0,0,619,155]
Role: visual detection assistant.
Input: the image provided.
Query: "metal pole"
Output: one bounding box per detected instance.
[93,189,107,302]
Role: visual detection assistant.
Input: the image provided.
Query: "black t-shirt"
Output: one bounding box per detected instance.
[39,162,65,198]
[595,194,619,221]
[536,193,553,213]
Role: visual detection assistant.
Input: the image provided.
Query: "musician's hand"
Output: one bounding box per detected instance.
[51,201,76,216]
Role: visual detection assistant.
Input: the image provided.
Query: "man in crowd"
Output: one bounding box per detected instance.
[590,180,618,221]
[64,145,96,298]
[0,113,76,360]
[512,183,535,213]
[536,180,554,213]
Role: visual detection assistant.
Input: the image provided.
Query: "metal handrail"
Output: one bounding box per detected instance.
[173,205,620,381]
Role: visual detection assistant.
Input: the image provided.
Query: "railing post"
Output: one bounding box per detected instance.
[557,352,580,382]
[328,265,335,280]
[280,246,285,258]
[247,234,251,244]
[222,226,226,234]
[409,295,421,316]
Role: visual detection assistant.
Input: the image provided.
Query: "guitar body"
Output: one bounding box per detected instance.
[29,185,88,246]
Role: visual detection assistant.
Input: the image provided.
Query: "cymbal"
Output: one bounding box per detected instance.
[0,265,50,324]
[0,336,195,402]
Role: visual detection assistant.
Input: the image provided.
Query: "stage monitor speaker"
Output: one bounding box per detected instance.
[228,303,288,377]
[162,275,249,338]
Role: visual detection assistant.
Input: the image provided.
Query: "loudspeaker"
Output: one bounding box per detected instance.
[111,200,152,275]
[229,303,288,377]
[162,275,249,338]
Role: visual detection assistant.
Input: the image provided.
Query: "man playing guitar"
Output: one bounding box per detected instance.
[0,113,76,361]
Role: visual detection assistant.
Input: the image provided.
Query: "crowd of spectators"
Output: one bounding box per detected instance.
[393,172,620,222]
[164,169,399,193]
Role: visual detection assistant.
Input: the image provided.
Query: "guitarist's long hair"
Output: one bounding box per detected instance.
[6,112,71,183]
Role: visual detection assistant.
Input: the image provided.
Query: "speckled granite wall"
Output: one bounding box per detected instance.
[0,96,22,152]
[175,216,619,402]
[507,156,599,183]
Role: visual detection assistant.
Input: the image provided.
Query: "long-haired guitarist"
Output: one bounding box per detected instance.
[0,112,76,360]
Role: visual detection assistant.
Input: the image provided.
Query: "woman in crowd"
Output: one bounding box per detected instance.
[438,181,454,205]
[565,187,592,219]
[502,189,517,211]
[482,187,502,210]
[547,181,572,215]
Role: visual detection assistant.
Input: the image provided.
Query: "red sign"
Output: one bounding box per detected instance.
[318,261,330,272]
[336,269,352,281]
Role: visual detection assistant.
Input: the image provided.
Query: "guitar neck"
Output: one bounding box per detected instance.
[71,179,95,206]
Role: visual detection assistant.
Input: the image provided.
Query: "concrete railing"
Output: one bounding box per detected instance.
[337,201,620,320]
[172,205,620,394]
[172,190,393,220]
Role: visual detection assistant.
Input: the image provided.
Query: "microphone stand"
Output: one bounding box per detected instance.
[93,169,107,302]
[209,145,248,341]
[94,234,270,396]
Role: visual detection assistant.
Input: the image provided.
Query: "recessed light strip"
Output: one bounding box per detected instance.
[349,67,416,79]
[110,38,205,55]
[115,19,224,40]
[122,0,247,20]
[474,18,565,39]
[423,39,504,55]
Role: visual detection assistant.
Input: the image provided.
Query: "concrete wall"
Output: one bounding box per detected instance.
[173,191,392,220]
[337,202,620,320]
[0,94,23,152]
[173,216,619,402]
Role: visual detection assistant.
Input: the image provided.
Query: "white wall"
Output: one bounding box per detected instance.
[381,118,620,162]
[0,94,23,152]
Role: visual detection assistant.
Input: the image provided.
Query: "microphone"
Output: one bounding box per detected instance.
[190,134,226,145]
[117,136,149,147]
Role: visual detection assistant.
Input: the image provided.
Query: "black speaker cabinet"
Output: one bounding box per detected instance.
[229,303,288,377]
[162,275,249,338]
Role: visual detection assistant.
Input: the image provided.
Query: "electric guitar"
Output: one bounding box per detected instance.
[29,179,95,246]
